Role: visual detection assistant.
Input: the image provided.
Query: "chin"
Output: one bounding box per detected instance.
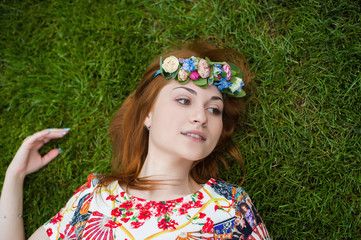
[178,151,211,162]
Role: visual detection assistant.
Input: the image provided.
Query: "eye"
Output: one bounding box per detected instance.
[176,98,191,105]
[207,107,222,115]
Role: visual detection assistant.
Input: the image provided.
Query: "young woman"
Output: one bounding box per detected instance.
[0,42,271,239]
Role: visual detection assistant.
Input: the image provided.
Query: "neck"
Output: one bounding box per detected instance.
[126,152,202,201]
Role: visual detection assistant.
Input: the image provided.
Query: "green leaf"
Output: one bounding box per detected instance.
[171,71,178,79]
[205,57,212,65]
[179,79,189,85]
[232,89,246,97]
[159,56,163,72]
[229,63,244,78]
[193,78,207,86]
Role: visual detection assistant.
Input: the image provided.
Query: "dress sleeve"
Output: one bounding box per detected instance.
[43,174,99,240]
[232,187,271,239]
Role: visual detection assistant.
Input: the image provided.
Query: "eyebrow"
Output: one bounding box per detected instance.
[173,86,223,102]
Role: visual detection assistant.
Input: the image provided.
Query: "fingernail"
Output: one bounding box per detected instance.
[60,131,66,134]
[63,128,70,131]
[58,148,62,153]
[46,129,52,132]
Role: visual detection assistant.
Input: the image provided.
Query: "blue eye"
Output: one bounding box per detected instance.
[177,98,191,105]
[208,108,222,115]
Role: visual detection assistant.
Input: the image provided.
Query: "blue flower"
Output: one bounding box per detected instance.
[214,78,232,91]
[214,64,223,74]
[182,59,195,72]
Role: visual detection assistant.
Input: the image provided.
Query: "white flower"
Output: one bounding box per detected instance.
[162,56,179,73]
[229,77,244,93]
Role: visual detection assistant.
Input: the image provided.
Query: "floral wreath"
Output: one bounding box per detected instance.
[154,56,246,98]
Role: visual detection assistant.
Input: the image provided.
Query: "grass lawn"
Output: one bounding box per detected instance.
[1,0,360,239]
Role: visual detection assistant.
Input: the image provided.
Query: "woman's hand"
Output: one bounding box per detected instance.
[0,128,69,240]
[6,128,70,179]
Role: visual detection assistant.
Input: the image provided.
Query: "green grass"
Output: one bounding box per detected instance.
[1,0,360,238]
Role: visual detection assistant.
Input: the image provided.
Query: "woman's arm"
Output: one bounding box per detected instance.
[0,129,69,240]
[28,226,49,240]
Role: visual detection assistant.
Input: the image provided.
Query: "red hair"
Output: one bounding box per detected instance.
[100,42,252,189]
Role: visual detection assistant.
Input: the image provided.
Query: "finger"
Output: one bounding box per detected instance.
[41,148,62,166]
[40,129,70,142]
[25,129,70,149]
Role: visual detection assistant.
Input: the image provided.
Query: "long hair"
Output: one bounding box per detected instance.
[100,42,252,189]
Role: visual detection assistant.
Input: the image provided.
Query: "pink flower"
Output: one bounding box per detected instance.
[189,70,199,80]
[197,59,210,78]
[178,69,188,81]
[223,64,232,80]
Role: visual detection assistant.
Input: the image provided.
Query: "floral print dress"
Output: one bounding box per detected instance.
[44,174,270,240]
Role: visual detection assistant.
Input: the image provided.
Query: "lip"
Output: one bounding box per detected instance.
[181,130,206,142]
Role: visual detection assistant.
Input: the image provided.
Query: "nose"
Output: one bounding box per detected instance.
[190,106,207,127]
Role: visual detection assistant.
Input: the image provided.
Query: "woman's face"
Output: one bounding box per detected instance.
[145,79,223,162]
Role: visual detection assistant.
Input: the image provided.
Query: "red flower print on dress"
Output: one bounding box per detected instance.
[194,200,203,208]
[144,201,157,210]
[178,206,189,215]
[197,192,204,200]
[125,211,133,217]
[49,212,63,224]
[59,233,65,239]
[199,212,206,219]
[138,209,152,220]
[120,191,126,197]
[178,201,193,215]
[119,200,133,211]
[106,194,118,201]
[202,217,214,233]
[214,205,219,211]
[82,211,119,240]
[155,202,174,217]
[111,208,122,217]
[121,217,130,223]
[130,221,145,229]
[46,228,53,237]
[157,218,178,230]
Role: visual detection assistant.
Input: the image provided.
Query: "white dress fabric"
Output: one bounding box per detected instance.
[44,174,271,240]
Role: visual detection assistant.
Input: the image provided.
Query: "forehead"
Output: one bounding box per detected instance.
[162,79,223,99]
